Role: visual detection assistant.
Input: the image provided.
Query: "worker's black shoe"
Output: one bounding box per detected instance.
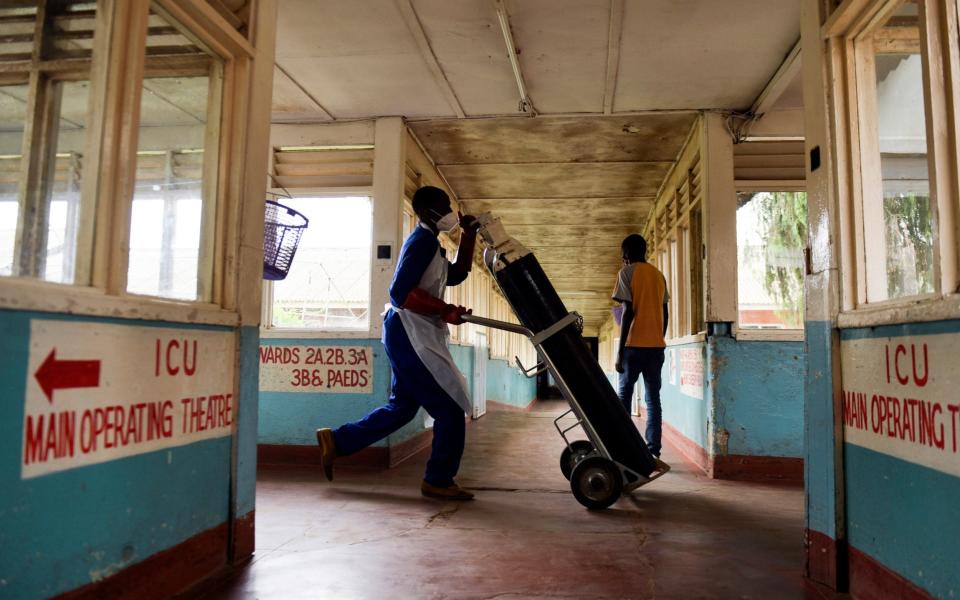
[316,428,336,481]
[421,480,475,501]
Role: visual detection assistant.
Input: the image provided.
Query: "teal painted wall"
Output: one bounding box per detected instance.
[838,319,960,597]
[709,337,805,458]
[236,325,260,518]
[661,342,710,450]
[845,444,959,596]
[486,357,537,409]
[258,340,537,450]
[257,338,402,447]
[449,343,474,396]
[805,320,838,541]
[0,310,236,599]
[605,336,804,462]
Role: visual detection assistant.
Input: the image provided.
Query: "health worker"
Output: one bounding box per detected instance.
[316,186,479,501]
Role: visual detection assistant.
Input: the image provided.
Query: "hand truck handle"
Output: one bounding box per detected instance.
[515,356,548,378]
[460,314,534,338]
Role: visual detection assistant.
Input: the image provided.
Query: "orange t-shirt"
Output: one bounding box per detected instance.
[612,262,668,348]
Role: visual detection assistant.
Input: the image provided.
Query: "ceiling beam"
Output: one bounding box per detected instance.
[602,0,624,115]
[436,160,673,167]
[751,38,801,116]
[395,0,465,119]
[493,0,536,115]
[457,195,656,201]
[404,108,698,123]
[274,62,335,121]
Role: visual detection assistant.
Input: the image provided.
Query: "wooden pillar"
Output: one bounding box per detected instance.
[13,0,61,279]
[701,112,737,325]
[370,117,406,339]
[801,0,847,590]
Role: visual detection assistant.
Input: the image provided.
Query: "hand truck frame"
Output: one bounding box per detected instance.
[462,312,669,508]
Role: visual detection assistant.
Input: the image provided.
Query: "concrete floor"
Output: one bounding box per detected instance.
[204,401,837,599]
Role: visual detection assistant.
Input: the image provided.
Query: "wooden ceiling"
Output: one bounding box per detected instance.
[409,113,697,331]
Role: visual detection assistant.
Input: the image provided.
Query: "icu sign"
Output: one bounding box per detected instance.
[259,344,373,394]
[22,320,236,479]
[841,332,960,477]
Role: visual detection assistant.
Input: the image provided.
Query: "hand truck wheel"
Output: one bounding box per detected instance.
[559,440,594,480]
[570,456,623,510]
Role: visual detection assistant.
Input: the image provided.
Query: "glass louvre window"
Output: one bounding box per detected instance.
[864,2,936,300]
[126,9,222,300]
[736,191,807,329]
[270,196,372,330]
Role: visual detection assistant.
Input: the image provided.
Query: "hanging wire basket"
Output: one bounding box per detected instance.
[263,199,309,281]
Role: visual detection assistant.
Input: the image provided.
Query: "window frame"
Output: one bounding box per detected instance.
[826,0,960,327]
[259,188,375,338]
[643,125,706,345]
[733,184,808,339]
[0,0,256,326]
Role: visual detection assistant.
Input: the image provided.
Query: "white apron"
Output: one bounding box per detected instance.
[392,245,472,414]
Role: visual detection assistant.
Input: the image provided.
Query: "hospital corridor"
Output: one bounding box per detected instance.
[0,1,958,599]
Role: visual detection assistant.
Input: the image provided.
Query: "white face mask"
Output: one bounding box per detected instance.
[435,211,459,232]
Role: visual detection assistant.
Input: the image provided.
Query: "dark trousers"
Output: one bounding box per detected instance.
[618,347,665,456]
[334,313,465,487]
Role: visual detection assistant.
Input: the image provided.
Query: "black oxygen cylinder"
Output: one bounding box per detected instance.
[491,253,658,478]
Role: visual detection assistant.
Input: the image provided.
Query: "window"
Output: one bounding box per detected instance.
[126,10,223,300]
[0,0,267,325]
[0,83,30,277]
[644,144,705,340]
[267,196,372,330]
[858,2,935,301]
[736,191,807,329]
[401,205,416,240]
[0,3,99,284]
[824,0,960,319]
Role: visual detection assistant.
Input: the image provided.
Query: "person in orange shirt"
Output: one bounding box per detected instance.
[612,234,669,458]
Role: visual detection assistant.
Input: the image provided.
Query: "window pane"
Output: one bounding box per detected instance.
[1,1,99,285]
[870,3,935,299]
[737,191,807,329]
[126,9,221,300]
[45,81,90,284]
[0,83,29,277]
[271,197,372,330]
[1,79,91,284]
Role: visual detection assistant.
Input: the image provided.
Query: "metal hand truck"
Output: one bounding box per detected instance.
[462,312,670,510]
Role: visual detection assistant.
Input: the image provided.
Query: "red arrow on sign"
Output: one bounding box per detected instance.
[35,349,101,403]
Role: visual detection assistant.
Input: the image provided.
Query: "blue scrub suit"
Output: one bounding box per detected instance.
[333,226,469,487]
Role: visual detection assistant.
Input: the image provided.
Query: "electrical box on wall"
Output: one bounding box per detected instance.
[376,242,393,263]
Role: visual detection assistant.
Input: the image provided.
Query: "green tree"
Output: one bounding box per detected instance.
[884,193,933,298]
[754,191,807,328]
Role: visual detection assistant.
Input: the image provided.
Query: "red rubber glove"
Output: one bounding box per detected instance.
[441,304,472,325]
[459,212,481,233]
[402,288,471,325]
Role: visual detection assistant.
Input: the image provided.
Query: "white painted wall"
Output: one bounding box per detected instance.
[876,54,927,155]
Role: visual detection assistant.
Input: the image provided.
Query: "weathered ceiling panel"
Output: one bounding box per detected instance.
[272,67,329,121]
[506,0,609,114]
[274,0,455,118]
[409,114,695,163]
[409,113,693,329]
[441,162,670,198]
[615,0,800,110]
[412,0,518,116]
[140,78,209,127]
[461,199,652,225]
